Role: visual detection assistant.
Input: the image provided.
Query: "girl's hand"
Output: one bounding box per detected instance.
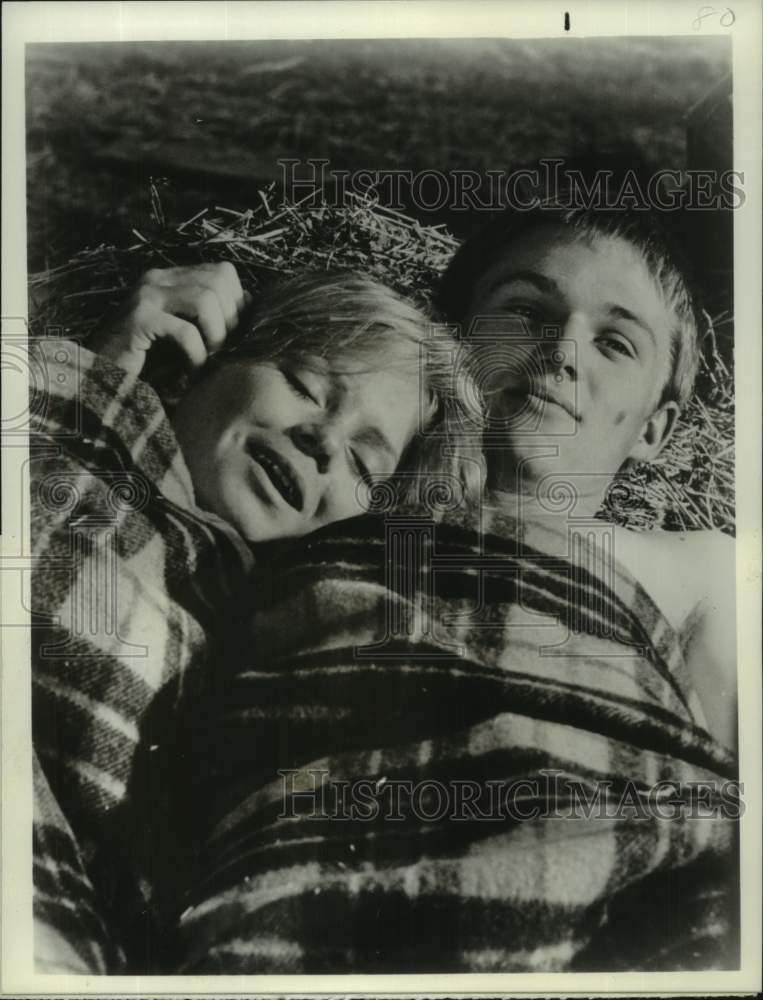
[89,262,249,376]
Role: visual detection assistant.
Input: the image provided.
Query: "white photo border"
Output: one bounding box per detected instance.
[2,1,761,995]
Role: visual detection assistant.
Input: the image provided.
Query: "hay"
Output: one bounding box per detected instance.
[28,187,735,535]
[603,326,735,534]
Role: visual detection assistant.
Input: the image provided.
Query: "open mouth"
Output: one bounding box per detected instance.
[246,441,304,511]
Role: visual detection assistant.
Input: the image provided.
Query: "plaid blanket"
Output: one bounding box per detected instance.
[28,339,739,974]
[29,339,253,971]
[173,508,739,974]
[33,749,125,973]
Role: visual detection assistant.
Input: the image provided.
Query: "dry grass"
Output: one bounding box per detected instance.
[28,188,735,535]
[26,37,732,270]
[604,324,734,533]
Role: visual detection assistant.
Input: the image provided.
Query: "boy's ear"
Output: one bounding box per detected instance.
[629,401,680,463]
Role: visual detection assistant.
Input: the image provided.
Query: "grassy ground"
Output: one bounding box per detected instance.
[26,37,731,264]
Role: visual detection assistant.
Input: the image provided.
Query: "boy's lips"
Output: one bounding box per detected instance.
[528,384,580,421]
[246,440,304,512]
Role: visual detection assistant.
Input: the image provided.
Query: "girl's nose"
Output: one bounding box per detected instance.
[290,421,339,474]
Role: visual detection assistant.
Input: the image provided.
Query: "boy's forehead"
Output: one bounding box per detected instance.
[471,226,673,339]
[475,224,626,290]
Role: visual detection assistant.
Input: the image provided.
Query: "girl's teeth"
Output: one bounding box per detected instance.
[255,449,296,508]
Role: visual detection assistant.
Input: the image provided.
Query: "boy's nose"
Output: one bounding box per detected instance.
[544,316,585,381]
[544,344,577,381]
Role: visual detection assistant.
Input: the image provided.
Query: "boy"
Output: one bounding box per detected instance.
[157,245,737,976]
[436,205,737,749]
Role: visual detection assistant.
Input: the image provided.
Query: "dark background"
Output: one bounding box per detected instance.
[26,36,732,290]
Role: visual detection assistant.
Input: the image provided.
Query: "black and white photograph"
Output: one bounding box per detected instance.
[1,1,761,993]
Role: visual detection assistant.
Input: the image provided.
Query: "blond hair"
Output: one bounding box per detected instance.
[203,271,483,510]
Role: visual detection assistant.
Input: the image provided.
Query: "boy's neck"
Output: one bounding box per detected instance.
[487,471,607,522]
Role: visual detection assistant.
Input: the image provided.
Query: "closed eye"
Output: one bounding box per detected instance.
[348,447,371,478]
[281,367,320,404]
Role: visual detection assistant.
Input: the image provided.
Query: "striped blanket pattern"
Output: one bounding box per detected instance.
[33,749,125,974]
[174,509,739,973]
[29,339,253,971]
[28,339,739,974]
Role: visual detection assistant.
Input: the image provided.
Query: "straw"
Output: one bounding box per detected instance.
[28,189,735,536]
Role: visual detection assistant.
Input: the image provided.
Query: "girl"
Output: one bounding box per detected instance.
[32,264,481,972]
[91,263,481,537]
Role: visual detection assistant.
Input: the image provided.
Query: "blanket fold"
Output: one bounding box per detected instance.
[29,338,253,971]
[173,511,739,973]
[28,338,739,974]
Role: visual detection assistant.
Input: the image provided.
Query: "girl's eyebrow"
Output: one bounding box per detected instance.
[354,426,397,460]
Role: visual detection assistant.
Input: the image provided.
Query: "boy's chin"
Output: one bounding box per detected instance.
[488,451,620,513]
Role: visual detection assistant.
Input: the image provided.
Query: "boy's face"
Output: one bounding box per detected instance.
[171,353,422,541]
[465,226,679,499]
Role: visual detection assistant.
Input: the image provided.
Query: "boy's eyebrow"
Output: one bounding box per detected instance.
[487,271,561,296]
[487,276,658,347]
[606,304,656,346]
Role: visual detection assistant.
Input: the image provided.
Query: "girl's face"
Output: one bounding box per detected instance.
[171,354,423,541]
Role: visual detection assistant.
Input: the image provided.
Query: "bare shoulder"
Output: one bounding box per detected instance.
[651,529,735,604]
[611,526,736,628]
[612,526,737,749]
[623,525,735,557]
[665,527,735,558]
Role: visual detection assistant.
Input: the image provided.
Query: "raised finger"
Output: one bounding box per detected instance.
[160,285,228,352]
[148,262,245,329]
[158,313,209,369]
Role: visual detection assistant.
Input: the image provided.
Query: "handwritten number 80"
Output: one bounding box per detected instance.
[693,6,736,29]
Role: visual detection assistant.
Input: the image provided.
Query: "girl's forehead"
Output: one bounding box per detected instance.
[273,348,419,397]
[330,364,424,452]
[308,344,423,382]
